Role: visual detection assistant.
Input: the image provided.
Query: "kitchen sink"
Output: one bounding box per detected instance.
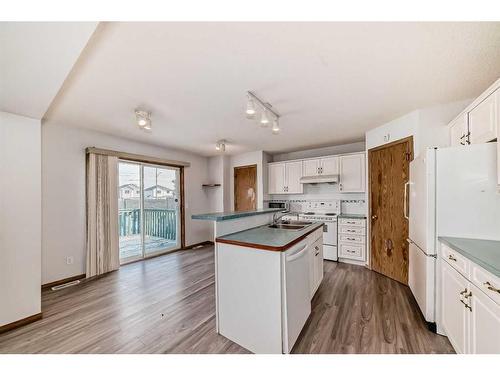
[268,224,307,230]
[280,220,313,226]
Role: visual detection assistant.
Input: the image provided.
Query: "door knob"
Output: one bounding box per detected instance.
[371,215,378,220]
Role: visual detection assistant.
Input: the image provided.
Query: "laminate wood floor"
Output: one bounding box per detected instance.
[0,245,454,354]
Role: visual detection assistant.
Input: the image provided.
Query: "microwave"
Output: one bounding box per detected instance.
[268,201,289,210]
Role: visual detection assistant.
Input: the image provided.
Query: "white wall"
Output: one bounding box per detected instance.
[229,150,268,210]
[271,141,365,162]
[42,122,212,284]
[0,111,41,326]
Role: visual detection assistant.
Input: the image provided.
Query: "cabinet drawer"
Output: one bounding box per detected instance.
[339,226,365,235]
[441,244,470,278]
[339,243,364,260]
[339,218,365,227]
[471,264,500,306]
[339,234,365,244]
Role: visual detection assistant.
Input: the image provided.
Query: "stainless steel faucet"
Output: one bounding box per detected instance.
[272,211,299,225]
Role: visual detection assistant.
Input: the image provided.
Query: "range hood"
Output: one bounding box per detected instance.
[299,174,339,184]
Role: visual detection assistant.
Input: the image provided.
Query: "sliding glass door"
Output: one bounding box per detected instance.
[118,161,181,264]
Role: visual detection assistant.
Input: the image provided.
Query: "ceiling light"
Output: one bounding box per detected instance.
[260,110,270,127]
[135,110,151,131]
[245,96,256,119]
[272,119,280,135]
[216,140,226,152]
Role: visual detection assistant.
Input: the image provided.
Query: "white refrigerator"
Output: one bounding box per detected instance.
[408,142,500,325]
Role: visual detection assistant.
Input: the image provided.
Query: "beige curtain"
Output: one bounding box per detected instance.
[86,152,120,278]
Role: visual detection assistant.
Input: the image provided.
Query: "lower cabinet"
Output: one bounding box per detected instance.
[308,230,324,299]
[338,217,366,262]
[440,249,500,354]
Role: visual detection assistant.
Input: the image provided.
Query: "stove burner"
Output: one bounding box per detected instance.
[303,212,315,215]
[325,213,337,216]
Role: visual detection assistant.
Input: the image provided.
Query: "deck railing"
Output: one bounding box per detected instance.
[119,209,177,240]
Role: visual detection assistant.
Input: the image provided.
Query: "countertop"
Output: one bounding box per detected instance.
[338,213,367,219]
[216,222,324,251]
[439,236,500,277]
[191,208,283,222]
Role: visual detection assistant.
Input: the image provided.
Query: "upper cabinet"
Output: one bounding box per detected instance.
[468,89,498,145]
[449,113,470,146]
[302,156,339,177]
[339,153,366,193]
[268,161,303,195]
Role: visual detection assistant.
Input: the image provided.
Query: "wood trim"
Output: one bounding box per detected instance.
[0,313,43,334]
[215,224,324,252]
[368,136,413,282]
[183,241,214,249]
[42,274,86,290]
[180,167,186,249]
[86,147,190,168]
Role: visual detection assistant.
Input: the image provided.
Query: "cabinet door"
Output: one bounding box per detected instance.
[303,159,320,177]
[469,284,500,354]
[308,243,315,298]
[441,261,469,354]
[469,90,498,144]
[285,161,303,194]
[320,156,339,175]
[268,163,286,194]
[339,153,366,192]
[449,114,469,146]
[313,239,323,292]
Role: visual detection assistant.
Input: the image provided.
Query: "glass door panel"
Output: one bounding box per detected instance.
[118,162,142,263]
[143,165,180,255]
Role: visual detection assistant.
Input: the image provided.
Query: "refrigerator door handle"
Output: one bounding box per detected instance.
[404,182,410,219]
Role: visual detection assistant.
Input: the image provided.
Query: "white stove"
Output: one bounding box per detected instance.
[298,200,340,261]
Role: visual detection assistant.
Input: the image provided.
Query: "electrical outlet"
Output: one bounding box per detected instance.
[66,256,74,265]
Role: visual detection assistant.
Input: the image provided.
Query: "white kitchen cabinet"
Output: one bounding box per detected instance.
[469,283,500,354]
[285,161,303,194]
[441,260,469,354]
[338,217,366,262]
[469,89,498,145]
[311,238,323,296]
[449,113,470,146]
[268,163,286,194]
[439,242,500,354]
[339,153,366,193]
[268,161,303,194]
[303,159,321,177]
[302,156,339,177]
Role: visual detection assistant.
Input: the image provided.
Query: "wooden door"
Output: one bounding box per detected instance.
[234,164,257,211]
[369,138,412,284]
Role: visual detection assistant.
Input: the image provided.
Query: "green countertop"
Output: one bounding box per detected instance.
[439,237,500,277]
[191,208,283,222]
[216,222,324,251]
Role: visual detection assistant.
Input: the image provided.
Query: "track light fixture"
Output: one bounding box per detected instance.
[135,110,152,131]
[215,139,226,152]
[245,91,281,134]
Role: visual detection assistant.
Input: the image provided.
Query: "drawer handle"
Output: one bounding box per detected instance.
[347,229,356,233]
[315,246,319,250]
[460,298,472,311]
[448,254,457,262]
[346,237,356,241]
[315,251,320,256]
[484,281,500,294]
[459,288,468,296]
[346,221,355,224]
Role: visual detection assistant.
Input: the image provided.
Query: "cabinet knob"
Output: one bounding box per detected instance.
[484,281,500,294]
[448,254,457,262]
[371,215,378,220]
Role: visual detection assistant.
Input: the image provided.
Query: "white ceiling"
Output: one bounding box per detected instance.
[0,22,97,119]
[42,22,500,156]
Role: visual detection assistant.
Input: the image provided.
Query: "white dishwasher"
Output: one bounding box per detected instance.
[282,240,311,353]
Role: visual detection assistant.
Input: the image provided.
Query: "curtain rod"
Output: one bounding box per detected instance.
[86,147,190,168]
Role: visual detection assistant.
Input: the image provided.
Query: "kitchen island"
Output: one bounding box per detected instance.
[215,222,324,354]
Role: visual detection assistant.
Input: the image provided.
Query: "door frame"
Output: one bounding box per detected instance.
[118,159,185,264]
[367,136,414,272]
[233,164,258,211]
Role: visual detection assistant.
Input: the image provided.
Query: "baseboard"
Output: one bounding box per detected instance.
[42,274,86,290]
[0,312,43,334]
[183,241,214,250]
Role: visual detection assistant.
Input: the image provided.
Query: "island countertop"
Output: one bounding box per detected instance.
[216,222,324,251]
[192,208,283,222]
[439,236,500,277]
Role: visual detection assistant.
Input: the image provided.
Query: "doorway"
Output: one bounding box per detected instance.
[368,136,413,285]
[118,161,182,264]
[234,164,257,212]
